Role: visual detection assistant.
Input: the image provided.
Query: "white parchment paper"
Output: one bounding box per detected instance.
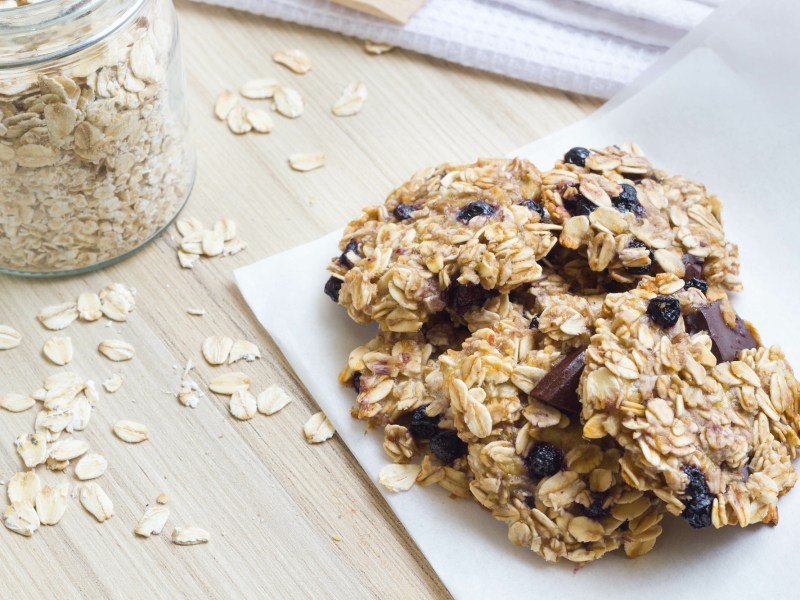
[236,0,800,596]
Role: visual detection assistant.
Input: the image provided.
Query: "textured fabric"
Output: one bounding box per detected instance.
[191,0,724,98]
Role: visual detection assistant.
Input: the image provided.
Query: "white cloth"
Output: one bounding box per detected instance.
[192,0,723,97]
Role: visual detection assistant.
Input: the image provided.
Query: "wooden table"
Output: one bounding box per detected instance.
[0,2,601,597]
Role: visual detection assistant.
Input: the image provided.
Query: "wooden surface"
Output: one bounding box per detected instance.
[0,2,601,598]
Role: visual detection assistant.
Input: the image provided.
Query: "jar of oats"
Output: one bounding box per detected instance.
[0,0,195,276]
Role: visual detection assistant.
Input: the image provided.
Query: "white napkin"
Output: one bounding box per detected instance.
[191,0,722,98]
[236,0,800,597]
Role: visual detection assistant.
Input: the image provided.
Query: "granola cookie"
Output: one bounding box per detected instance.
[580,274,800,529]
[326,158,559,333]
[541,144,741,294]
[468,419,664,563]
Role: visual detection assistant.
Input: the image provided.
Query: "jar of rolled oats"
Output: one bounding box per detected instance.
[0,0,195,276]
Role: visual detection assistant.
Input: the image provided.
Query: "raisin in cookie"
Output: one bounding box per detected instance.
[326,158,558,333]
[468,419,664,563]
[580,274,800,528]
[542,144,741,294]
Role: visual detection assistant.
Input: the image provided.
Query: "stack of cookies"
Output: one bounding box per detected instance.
[324,145,800,564]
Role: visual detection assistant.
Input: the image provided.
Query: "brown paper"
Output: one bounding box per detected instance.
[330,0,425,24]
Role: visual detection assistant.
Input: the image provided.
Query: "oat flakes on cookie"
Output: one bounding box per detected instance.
[468,419,664,563]
[580,274,800,529]
[325,158,559,332]
[541,144,741,294]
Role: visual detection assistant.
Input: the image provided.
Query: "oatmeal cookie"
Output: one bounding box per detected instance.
[326,158,559,333]
[468,419,664,563]
[580,274,800,529]
[541,144,741,294]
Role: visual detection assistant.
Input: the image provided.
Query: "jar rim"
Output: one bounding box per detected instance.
[0,0,145,68]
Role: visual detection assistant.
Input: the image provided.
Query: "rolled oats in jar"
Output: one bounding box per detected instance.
[0,0,195,275]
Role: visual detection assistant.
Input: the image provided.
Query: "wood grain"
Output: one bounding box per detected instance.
[0,2,600,597]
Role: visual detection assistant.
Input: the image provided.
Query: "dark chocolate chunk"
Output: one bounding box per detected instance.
[456,201,495,223]
[646,296,681,328]
[564,147,590,167]
[530,348,585,413]
[393,203,415,220]
[324,276,343,302]
[445,282,498,315]
[682,254,704,280]
[339,239,359,269]
[684,300,758,363]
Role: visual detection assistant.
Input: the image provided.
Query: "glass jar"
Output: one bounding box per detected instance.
[0,0,195,276]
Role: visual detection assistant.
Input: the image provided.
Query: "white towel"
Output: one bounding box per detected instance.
[191,0,723,97]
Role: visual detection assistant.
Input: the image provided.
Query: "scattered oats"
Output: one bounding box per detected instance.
[103,373,124,393]
[186,308,206,316]
[303,411,335,444]
[4,502,39,536]
[77,293,102,321]
[84,380,99,406]
[332,81,367,117]
[229,389,257,420]
[226,105,252,135]
[46,457,70,472]
[257,385,292,415]
[32,388,47,402]
[246,108,274,134]
[36,482,70,526]
[48,438,89,461]
[75,453,108,481]
[378,463,421,492]
[240,78,279,100]
[272,48,312,74]
[98,339,135,362]
[37,302,79,331]
[178,250,199,269]
[8,471,41,504]
[213,218,237,242]
[214,89,237,120]
[0,325,22,350]
[113,420,149,443]
[222,238,247,256]
[172,526,210,545]
[156,493,169,505]
[364,40,394,54]
[15,433,47,468]
[209,372,251,395]
[44,372,83,390]
[176,216,204,237]
[178,378,203,408]
[79,482,113,522]
[228,340,260,364]
[0,393,35,413]
[99,283,136,322]
[202,335,234,365]
[274,85,304,118]
[43,336,74,366]
[134,505,170,537]
[331,534,343,542]
[289,152,325,172]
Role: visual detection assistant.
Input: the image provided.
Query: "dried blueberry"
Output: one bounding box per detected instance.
[409,405,441,440]
[393,203,415,220]
[563,184,597,217]
[446,282,498,315]
[625,239,655,275]
[581,493,610,520]
[339,239,359,269]
[456,201,496,224]
[324,276,343,302]
[352,372,362,394]
[612,183,644,216]
[684,278,708,294]
[564,147,590,167]
[523,495,536,509]
[646,295,681,328]
[430,430,467,465]
[529,315,539,329]
[681,465,713,529]
[524,442,564,479]
[521,199,545,219]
